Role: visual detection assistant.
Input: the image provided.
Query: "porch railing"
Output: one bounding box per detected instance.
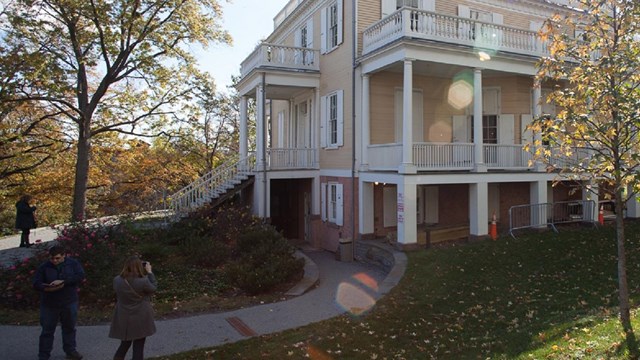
[362,8,548,57]
[267,148,317,169]
[240,43,320,77]
[368,142,534,171]
[484,144,532,169]
[413,142,474,170]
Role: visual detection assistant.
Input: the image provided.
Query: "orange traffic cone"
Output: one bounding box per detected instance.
[598,206,604,225]
[490,212,498,240]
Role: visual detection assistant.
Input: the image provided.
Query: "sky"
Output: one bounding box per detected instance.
[198,0,291,92]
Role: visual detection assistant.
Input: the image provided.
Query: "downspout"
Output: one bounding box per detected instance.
[351,0,358,260]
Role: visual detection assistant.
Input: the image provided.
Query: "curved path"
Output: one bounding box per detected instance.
[0,229,407,360]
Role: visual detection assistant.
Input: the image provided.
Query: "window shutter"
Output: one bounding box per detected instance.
[521,114,533,145]
[381,0,395,17]
[337,90,344,146]
[423,0,435,11]
[492,13,503,24]
[452,115,470,143]
[295,28,301,47]
[457,4,470,17]
[320,7,327,53]
[321,182,327,221]
[320,94,327,147]
[336,184,344,226]
[337,0,344,46]
[498,114,515,144]
[307,19,314,48]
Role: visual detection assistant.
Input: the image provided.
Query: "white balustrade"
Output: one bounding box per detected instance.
[363,8,548,57]
[240,43,319,77]
[267,148,318,169]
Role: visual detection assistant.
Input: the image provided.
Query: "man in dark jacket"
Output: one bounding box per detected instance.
[33,245,85,360]
[15,194,37,247]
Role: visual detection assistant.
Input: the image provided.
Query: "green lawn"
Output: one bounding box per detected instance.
[152,221,640,359]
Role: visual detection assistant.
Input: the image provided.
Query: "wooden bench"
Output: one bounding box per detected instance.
[423,225,470,246]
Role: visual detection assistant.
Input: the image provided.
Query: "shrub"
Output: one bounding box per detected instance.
[225,225,304,295]
[0,253,48,308]
[54,221,136,305]
[179,234,231,268]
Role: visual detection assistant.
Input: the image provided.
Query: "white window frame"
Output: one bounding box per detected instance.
[295,19,314,65]
[323,182,343,226]
[320,90,344,148]
[321,0,343,54]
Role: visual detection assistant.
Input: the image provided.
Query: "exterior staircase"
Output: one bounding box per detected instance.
[168,154,256,218]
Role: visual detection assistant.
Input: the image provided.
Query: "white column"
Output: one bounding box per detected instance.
[532,80,546,172]
[239,96,248,161]
[397,179,417,246]
[361,74,370,170]
[583,180,599,222]
[469,182,489,237]
[254,82,267,218]
[530,180,548,227]
[473,69,486,172]
[626,187,640,218]
[359,180,374,235]
[256,82,266,171]
[315,87,321,168]
[399,59,416,174]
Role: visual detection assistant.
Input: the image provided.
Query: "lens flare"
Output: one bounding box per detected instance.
[336,282,376,316]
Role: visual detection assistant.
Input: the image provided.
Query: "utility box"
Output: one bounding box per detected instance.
[337,238,353,262]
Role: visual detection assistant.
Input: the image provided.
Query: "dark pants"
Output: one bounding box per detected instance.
[20,228,30,247]
[115,338,146,360]
[38,302,78,360]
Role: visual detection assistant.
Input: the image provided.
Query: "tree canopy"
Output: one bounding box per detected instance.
[0,0,231,220]
[535,0,640,356]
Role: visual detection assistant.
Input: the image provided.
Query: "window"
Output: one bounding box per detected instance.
[321,0,343,53]
[469,9,492,22]
[295,19,314,65]
[321,90,344,148]
[470,115,498,143]
[322,182,343,225]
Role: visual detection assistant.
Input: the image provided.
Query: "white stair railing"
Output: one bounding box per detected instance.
[168,154,256,217]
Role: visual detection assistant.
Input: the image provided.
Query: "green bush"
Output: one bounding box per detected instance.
[225,225,304,295]
[179,234,231,268]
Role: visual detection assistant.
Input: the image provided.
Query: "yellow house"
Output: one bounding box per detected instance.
[187,0,640,250]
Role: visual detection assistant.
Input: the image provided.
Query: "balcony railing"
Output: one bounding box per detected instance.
[267,148,317,170]
[362,8,548,57]
[484,144,533,169]
[413,142,474,170]
[240,43,320,78]
[368,142,534,171]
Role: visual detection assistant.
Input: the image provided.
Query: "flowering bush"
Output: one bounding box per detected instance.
[0,253,48,308]
[0,220,138,309]
[54,221,137,304]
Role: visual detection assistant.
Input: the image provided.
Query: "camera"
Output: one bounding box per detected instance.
[142,261,148,267]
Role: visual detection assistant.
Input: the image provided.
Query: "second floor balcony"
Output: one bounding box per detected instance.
[240,43,320,78]
[362,8,548,58]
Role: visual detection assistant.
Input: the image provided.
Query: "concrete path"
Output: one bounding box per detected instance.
[0,228,407,359]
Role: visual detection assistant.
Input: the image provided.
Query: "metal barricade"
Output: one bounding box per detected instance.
[508,200,597,239]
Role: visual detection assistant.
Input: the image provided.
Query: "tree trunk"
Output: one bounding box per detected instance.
[615,190,639,358]
[71,128,91,221]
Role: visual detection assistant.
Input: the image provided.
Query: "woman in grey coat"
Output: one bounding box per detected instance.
[109,256,157,360]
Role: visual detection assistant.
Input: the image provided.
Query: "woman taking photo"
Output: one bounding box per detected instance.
[109,256,157,360]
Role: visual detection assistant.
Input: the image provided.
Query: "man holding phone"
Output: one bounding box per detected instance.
[33,245,86,360]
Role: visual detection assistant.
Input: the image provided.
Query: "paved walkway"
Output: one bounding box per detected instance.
[0,227,407,359]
